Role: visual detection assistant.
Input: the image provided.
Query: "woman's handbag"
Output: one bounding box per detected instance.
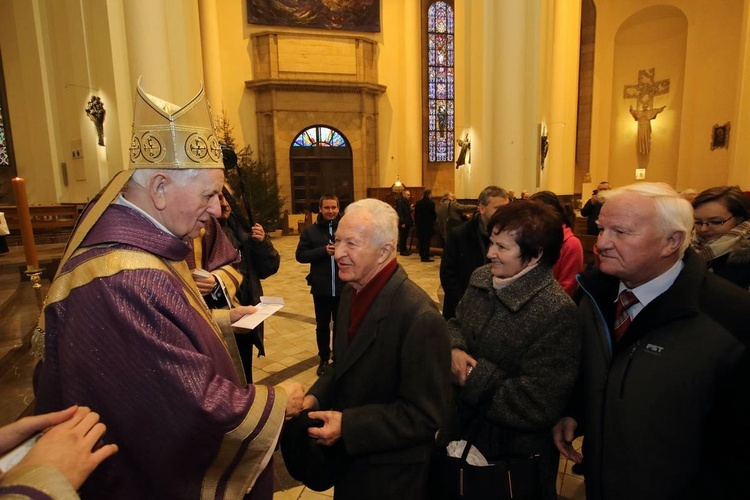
[430,401,542,500]
[430,439,541,499]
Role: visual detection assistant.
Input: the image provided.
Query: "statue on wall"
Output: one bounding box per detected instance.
[85,96,106,146]
[629,104,665,155]
[456,134,470,168]
[624,68,670,163]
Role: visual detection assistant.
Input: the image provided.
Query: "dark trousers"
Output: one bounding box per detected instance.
[417,229,432,260]
[313,295,340,360]
[235,329,261,383]
[398,225,412,254]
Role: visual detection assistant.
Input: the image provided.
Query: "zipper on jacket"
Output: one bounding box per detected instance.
[329,221,336,297]
[618,341,640,399]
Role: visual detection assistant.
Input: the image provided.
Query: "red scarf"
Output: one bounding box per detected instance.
[347,258,398,342]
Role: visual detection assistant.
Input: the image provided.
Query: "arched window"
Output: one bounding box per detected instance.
[292,125,347,148]
[427,1,454,162]
[290,125,353,213]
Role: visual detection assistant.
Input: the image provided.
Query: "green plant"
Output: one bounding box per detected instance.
[227,146,286,231]
[215,111,286,231]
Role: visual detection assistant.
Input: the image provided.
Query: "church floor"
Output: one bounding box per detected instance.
[0,234,585,500]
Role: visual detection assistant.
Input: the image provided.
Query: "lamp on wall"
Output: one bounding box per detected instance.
[391,175,404,194]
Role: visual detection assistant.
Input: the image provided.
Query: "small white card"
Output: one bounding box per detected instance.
[231,296,285,330]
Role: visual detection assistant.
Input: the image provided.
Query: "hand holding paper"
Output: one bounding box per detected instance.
[231,296,284,330]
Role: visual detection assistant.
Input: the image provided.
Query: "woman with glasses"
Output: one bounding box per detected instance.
[691,186,750,289]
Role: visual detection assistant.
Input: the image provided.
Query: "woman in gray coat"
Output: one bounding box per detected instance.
[448,201,581,499]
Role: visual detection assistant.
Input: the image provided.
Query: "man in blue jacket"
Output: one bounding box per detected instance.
[296,195,344,376]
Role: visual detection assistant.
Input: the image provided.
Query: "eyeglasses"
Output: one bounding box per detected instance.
[693,216,734,228]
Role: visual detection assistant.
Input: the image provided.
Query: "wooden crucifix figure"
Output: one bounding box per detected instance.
[624,68,670,159]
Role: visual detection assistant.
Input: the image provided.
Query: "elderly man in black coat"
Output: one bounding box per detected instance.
[304,198,451,500]
[553,182,750,500]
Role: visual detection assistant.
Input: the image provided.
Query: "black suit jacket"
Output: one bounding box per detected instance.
[440,215,489,319]
[309,264,451,499]
[414,196,437,236]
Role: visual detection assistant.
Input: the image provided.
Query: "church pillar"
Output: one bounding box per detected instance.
[198,0,224,114]
[729,0,750,188]
[122,0,203,103]
[472,0,540,196]
[542,0,580,195]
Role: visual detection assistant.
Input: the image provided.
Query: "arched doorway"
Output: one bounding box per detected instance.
[290,125,353,214]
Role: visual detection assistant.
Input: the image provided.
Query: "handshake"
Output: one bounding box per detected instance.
[278,380,305,418]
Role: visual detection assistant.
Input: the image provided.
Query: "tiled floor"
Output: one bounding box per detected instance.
[0,234,585,499]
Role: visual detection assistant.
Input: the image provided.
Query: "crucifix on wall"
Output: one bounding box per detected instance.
[624,68,670,160]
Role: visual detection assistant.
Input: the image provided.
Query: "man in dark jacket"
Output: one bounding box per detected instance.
[553,182,750,500]
[303,198,451,500]
[580,181,610,235]
[296,195,344,376]
[439,185,509,319]
[395,190,413,256]
[414,189,437,262]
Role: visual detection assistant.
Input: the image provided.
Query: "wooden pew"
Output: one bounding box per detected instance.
[0,204,83,244]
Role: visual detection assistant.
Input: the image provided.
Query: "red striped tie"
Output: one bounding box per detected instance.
[614,290,639,341]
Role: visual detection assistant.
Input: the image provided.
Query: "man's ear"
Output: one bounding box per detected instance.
[378,242,395,262]
[149,173,169,211]
[662,230,685,257]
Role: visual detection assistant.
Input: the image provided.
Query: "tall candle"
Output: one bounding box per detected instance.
[11,177,39,270]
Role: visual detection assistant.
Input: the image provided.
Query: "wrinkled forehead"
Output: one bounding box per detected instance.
[339,212,373,238]
[601,192,654,220]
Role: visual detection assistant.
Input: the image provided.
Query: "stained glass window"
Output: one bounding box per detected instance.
[0,52,13,168]
[0,105,8,165]
[427,1,454,162]
[292,126,347,148]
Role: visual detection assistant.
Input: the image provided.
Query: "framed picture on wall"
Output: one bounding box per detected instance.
[711,122,730,150]
[247,0,381,33]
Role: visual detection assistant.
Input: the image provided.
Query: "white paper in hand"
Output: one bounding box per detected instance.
[231,296,285,330]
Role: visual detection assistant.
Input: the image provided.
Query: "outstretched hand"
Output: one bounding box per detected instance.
[16,406,118,489]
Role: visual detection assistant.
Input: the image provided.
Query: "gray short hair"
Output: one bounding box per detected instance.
[344,198,398,248]
[603,182,693,257]
[129,168,203,188]
[478,186,509,205]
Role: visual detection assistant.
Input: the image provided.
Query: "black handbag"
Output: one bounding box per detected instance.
[430,404,541,500]
[430,441,540,500]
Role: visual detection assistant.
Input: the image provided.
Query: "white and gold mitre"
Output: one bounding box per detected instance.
[129,78,222,169]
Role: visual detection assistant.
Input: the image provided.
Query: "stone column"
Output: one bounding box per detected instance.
[473,0,540,195]
[123,0,203,104]
[123,0,174,100]
[198,0,224,114]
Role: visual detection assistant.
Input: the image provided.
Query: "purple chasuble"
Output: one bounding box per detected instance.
[34,205,285,499]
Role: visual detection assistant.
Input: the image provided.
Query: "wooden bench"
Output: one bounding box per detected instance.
[0,204,84,245]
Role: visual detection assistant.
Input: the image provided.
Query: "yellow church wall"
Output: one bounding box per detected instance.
[730,1,750,188]
[0,0,210,204]
[0,0,61,203]
[590,0,744,192]
[610,8,687,189]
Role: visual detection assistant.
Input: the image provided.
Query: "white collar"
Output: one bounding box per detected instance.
[116,193,177,237]
[618,258,684,308]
